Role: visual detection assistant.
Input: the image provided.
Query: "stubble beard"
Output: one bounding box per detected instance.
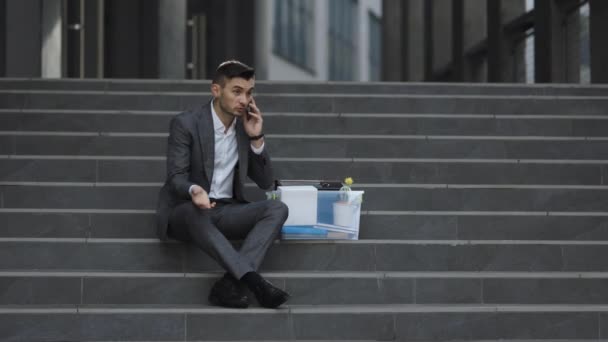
[218,96,239,118]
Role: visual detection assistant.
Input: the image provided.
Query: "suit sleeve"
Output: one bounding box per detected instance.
[166,116,195,200]
[247,147,274,190]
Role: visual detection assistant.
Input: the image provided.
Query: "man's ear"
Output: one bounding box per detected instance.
[211,83,220,98]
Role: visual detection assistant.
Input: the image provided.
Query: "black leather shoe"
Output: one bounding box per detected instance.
[250,278,290,309]
[208,274,249,308]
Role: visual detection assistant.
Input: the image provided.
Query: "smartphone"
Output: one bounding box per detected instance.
[245,104,252,119]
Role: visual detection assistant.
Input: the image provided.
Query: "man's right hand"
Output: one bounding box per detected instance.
[190,185,216,209]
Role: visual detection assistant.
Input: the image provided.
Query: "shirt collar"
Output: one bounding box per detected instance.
[211,100,236,134]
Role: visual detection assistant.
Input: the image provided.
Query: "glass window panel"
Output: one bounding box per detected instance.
[328,0,357,80]
[273,0,313,71]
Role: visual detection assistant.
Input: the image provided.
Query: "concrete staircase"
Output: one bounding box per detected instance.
[1,79,608,341]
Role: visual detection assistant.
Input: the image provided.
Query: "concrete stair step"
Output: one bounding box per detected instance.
[2,157,606,185]
[0,110,174,133]
[2,78,608,96]
[5,134,608,159]
[5,110,608,136]
[2,184,608,212]
[4,212,608,241]
[4,271,608,306]
[3,91,608,114]
[0,304,606,340]
[1,240,607,272]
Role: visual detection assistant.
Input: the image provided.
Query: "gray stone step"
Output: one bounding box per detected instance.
[0,136,14,155]
[362,214,608,241]
[1,240,607,272]
[0,110,174,133]
[0,304,606,340]
[2,158,605,185]
[4,272,608,306]
[2,78,608,96]
[3,212,608,241]
[6,134,608,159]
[2,184,608,212]
[3,91,608,114]
[5,110,608,136]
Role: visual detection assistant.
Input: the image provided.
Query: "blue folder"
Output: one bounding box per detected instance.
[282,226,328,235]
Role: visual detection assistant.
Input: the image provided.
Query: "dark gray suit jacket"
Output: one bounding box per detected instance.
[156,100,275,241]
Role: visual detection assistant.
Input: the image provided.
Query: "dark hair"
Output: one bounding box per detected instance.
[212,60,255,86]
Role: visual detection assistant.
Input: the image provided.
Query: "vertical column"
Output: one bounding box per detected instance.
[487,0,504,82]
[83,0,104,78]
[66,0,83,78]
[563,3,580,83]
[224,0,237,58]
[1,1,7,76]
[423,0,433,80]
[407,0,425,81]
[140,0,159,78]
[237,1,255,67]
[463,0,487,82]
[104,0,140,77]
[5,0,42,77]
[399,1,409,81]
[254,0,271,80]
[534,0,566,82]
[589,0,608,83]
[431,0,451,80]
[452,0,464,81]
[104,0,157,78]
[502,0,526,82]
[159,0,186,79]
[205,0,254,73]
[207,0,226,71]
[41,0,63,78]
[381,0,403,81]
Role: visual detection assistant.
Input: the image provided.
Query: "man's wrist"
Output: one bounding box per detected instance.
[251,140,265,154]
[248,133,264,141]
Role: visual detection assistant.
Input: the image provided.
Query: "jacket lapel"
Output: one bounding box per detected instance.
[236,118,249,184]
[197,101,215,187]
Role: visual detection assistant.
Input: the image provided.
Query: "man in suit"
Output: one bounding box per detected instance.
[156,60,290,309]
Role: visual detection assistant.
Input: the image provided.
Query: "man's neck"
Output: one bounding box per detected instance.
[212,99,235,130]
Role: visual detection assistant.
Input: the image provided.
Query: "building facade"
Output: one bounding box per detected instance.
[382,0,608,83]
[255,0,382,81]
[0,0,382,81]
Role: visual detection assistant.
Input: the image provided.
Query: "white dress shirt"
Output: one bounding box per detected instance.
[189,102,264,199]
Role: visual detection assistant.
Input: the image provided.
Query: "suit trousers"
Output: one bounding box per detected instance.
[168,199,288,279]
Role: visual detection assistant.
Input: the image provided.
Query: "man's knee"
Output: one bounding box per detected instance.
[266,200,288,221]
[180,204,213,231]
[183,203,210,219]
